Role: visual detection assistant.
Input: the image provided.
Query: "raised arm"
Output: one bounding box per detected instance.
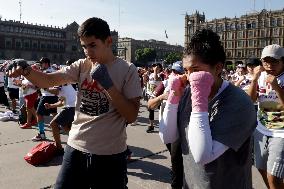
[8,60,72,88]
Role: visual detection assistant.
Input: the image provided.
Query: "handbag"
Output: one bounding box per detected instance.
[24,141,57,165]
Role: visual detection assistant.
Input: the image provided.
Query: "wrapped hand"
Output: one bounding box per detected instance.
[91,64,113,90]
[189,71,214,112]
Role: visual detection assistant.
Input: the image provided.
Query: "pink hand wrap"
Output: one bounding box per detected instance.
[189,71,214,112]
[167,76,183,104]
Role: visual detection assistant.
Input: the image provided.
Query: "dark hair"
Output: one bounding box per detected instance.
[247,58,261,66]
[78,17,111,41]
[184,29,226,66]
[39,57,50,66]
[156,63,163,70]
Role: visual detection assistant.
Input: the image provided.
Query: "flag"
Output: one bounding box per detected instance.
[165,30,168,39]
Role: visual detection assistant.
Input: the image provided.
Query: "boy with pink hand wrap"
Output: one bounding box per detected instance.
[189,71,214,112]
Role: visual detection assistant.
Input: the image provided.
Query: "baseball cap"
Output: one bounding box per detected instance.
[39,57,50,64]
[246,58,261,66]
[171,61,184,74]
[261,44,284,60]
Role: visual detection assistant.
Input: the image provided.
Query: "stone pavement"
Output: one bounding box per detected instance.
[0,101,267,189]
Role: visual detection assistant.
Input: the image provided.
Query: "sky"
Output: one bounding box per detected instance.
[0,0,283,46]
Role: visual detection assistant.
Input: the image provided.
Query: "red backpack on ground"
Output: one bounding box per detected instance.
[24,141,57,165]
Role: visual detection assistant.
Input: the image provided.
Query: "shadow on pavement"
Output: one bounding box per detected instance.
[127,159,171,184]
[128,145,168,160]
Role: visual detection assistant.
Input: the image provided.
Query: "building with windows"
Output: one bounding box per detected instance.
[0,18,118,64]
[118,37,183,64]
[184,9,284,67]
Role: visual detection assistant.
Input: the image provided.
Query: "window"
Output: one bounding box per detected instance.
[33,42,38,49]
[271,18,276,27]
[241,23,245,30]
[227,41,232,48]
[41,43,46,49]
[264,20,269,27]
[248,40,253,47]
[226,51,231,57]
[247,23,252,29]
[248,30,253,37]
[59,44,64,50]
[236,23,241,30]
[24,41,30,48]
[237,50,242,57]
[226,23,230,30]
[230,23,235,30]
[252,21,256,28]
[237,41,243,48]
[15,41,21,49]
[53,44,58,50]
[237,31,242,38]
[5,40,12,48]
[277,18,282,26]
[254,40,257,47]
[261,30,265,37]
[260,39,266,47]
[227,32,233,39]
[273,28,279,36]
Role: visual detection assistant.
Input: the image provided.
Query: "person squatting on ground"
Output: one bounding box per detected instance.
[44,84,77,155]
[247,44,284,189]
[176,29,257,189]
[8,17,142,189]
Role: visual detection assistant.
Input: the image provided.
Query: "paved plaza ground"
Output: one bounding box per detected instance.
[0,101,267,189]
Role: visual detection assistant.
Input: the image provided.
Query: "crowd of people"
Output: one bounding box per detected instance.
[2,17,284,189]
[0,58,77,155]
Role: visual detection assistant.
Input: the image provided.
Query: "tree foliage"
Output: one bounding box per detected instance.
[164,52,182,65]
[135,48,157,63]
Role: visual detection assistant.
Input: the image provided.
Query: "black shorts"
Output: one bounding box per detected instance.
[54,107,75,128]
[37,96,58,116]
[8,88,19,100]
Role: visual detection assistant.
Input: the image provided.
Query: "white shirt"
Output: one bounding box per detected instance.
[41,67,56,96]
[7,77,20,89]
[256,71,284,138]
[58,84,77,108]
[22,77,37,97]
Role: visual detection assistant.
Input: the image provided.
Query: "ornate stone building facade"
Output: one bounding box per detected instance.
[0,19,118,64]
[118,37,183,63]
[185,9,284,66]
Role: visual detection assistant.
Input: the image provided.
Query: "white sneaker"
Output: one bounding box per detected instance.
[31,133,46,141]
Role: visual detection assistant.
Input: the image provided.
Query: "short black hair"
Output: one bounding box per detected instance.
[184,29,226,66]
[247,58,261,66]
[39,57,50,66]
[78,17,111,41]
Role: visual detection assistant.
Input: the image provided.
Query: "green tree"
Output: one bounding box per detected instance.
[135,48,157,64]
[164,52,182,65]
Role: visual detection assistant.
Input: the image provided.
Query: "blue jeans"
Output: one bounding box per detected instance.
[55,145,128,189]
